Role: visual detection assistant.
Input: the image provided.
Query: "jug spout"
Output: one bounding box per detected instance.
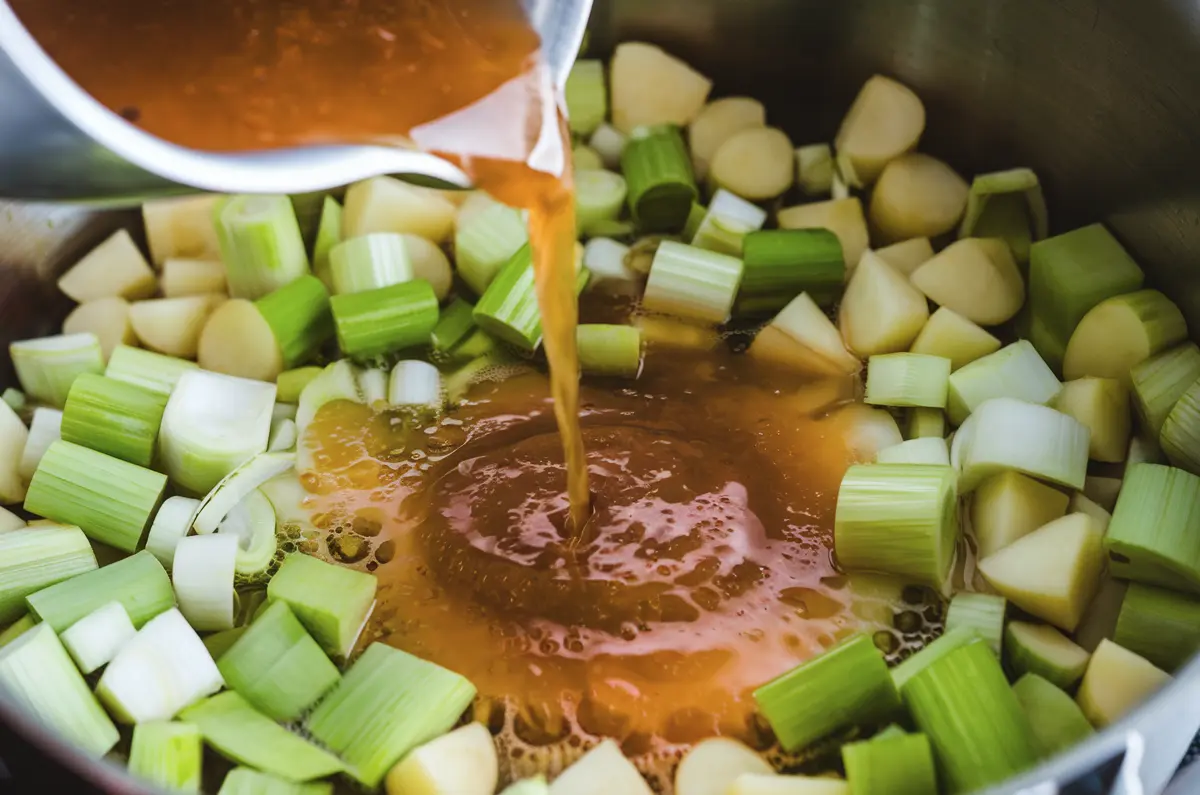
[0,0,590,205]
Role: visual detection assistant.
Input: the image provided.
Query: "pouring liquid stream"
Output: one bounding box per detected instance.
[11,0,593,533]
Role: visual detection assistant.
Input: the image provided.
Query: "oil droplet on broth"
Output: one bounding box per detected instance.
[303,315,905,786]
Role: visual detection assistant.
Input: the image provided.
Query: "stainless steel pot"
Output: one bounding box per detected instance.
[3,0,1200,792]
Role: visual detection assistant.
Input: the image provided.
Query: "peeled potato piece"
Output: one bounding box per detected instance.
[57,229,157,302]
[128,295,222,359]
[675,738,772,795]
[1063,290,1188,383]
[872,237,934,276]
[838,251,929,356]
[142,194,223,266]
[689,97,767,181]
[549,739,652,795]
[869,154,969,242]
[909,307,1002,371]
[710,127,795,201]
[834,75,926,185]
[402,234,453,301]
[750,293,861,376]
[62,297,137,361]
[385,722,498,795]
[777,198,869,271]
[610,42,712,134]
[197,299,284,381]
[344,176,457,242]
[1076,639,1170,727]
[729,774,849,795]
[160,258,227,297]
[910,238,1024,326]
[839,403,905,462]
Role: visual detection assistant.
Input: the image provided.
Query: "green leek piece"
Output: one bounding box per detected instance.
[255,275,334,368]
[875,437,949,466]
[1,387,26,413]
[328,233,414,295]
[891,626,982,692]
[1028,224,1144,364]
[576,325,642,378]
[305,642,478,787]
[565,59,607,135]
[0,526,97,624]
[431,298,477,354]
[24,441,167,552]
[682,201,706,240]
[311,196,343,290]
[692,189,768,257]
[219,489,280,581]
[60,601,137,675]
[267,553,377,658]
[1106,464,1200,593]
[737,228,843,315]
[947,340,1061,425]
[473,244,589,352]
[575,169,628,236]
[906,408,945,440]
[19,407,61,485]
[1114,582,1200,671]
[1005,621,1090,689]
[26,550,174,631]
[218,768,334,795]
[959,167,1048,262]
[910,307,1002,372]
[944,592,1005,655]
[447,328,497,363]
[970,470,1069,558]
[1055,376,1130,463]
[0,623,119,756]
[203,626,248,662]
[903,640,1036,793]
[1162,377,1200,475]
[621,125,698,233]
[1063,289,1188,383]
[455,200,528,296]
[331,280,439,359]
[129,721,203,793]
[181,691,345,782]
[277,367,323,404]
[864,353,951,409]
[105,344,198,397]
[833,464,959,589]
[60,374,168,467]
[214,195,311,300]
[218,601,341,722]
[10,333,105,408]
[841,732,938,795]
[1076,639,1171,727]
[952,398,1090,493]
[642,240,744,324]
[1012,673,1094,758]
[752,634,901,752]
[0,614,35,649]
[573,144,604,172]
[1131,343,1200,437]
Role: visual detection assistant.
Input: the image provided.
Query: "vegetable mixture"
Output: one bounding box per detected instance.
[1,38,1197,795]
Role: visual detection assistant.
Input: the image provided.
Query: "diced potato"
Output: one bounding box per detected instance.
[840,404,904,462]
[0,400,29,504]
[161,259,227,298]
[978,513,1105,632]
[869,154,969,242]
[910,238,1024,326]
[909,307,1002,371]
[142,194,223,266]
[1068,492,1112,533]
[1076,639,1170,727]
[402,234,453,301]
[873,237,934,276]
[834,75,925,185]
[197,299,284,382]
[1062,290,1187,384]
[778,198,869,271]
[838,251,929,357]
[62,298,137,361]
[128,295,223,359]
[548,739,652,795]
[749,293,861,376]
[710,127,795,201]
[689,98,767,181]
[795,144,835,196]
[343,177,457,242]
[635,316,720,351]
[1054,378,1131,463]
[729,774,849,795]
[609,42,712,134]
[57,229,156,303]
[385,723,498,795]
[971,471,1070,558]
[675,738,772,795]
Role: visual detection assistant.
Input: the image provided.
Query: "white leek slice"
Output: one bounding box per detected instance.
[389,360,442,408]
[691,189,768,255]
[837,251,929,357]
[60,601,136,675]
[160,370,277,495]
[295,360,364,442]
[357,368,388,408]
[583,238,639,295]
[384,722,498,795]
[795,144,835,196]
[1069,491,1112,532]
[947,340,1061,425]
[172,534,239,631]
[268,418,297,453]
[910,238,1024,326]
[217,490,278,580]
[0,399,28,504]
[729,774,849,795]
[146,496,201,569]
[0,506,24,533]
[954,398,1090,492]
[589,124,628,169]
[876,437,950,466]
[674,738,772,795]
[18,406,62,481]
[193,452,295,534]
[548,739,653,795]
[97,608,224,723]
[259,473,320,537]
